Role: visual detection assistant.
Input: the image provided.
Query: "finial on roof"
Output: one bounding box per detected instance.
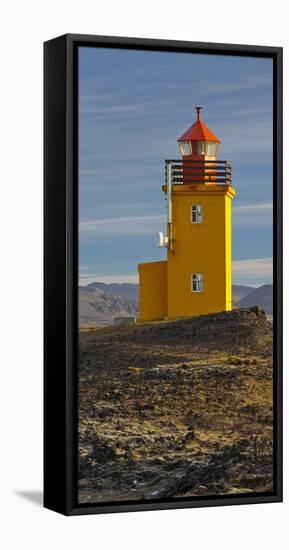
[195,106,203,120]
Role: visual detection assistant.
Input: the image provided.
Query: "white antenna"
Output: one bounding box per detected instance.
[156,232,169,248]
[156,162,173,251]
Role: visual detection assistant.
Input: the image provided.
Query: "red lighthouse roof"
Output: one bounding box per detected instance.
[178,106,221,143]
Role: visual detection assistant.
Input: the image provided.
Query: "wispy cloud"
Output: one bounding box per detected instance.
[79,214,165,236]
[80,103,142,116]
[79,257,273,288]
[187,72,272,98]
[79,56,272,109]
[233,202,273,227]
[79,202,273,239]
[233,257,272,285]
[233,203,272,213]
[79,203,272,235]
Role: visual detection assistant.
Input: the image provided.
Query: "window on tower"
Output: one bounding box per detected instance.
[191,273,203,293]
[179,141,192,156]
[197,141,206,155]
[191,205,203,223]
[197,141,218,157]
[206,142,218,157]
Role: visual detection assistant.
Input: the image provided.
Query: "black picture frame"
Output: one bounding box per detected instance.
[44,34,283,516]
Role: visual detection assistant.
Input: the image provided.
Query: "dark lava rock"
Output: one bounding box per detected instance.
[103,307,272,353]
[91,437,117,465]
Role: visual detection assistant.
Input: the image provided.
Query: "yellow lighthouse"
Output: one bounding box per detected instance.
[138,107,236,321]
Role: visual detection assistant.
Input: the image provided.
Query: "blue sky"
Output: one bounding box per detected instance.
[78,47,273,287]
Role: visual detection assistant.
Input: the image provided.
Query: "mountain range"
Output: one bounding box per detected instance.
[79,282,273,326]
[79,285,138,327]
[239,284,273,315]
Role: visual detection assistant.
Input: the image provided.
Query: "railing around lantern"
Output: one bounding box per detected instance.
[165,160,232,186]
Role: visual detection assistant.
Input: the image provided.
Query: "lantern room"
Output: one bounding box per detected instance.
[178,106,220,161]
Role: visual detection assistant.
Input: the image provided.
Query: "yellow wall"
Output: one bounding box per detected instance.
[138,260,167,321]
[225,194,233,310]
[166,184,235,319]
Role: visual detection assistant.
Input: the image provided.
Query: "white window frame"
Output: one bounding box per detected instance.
[191,273,203,293]
[191,204,203,224]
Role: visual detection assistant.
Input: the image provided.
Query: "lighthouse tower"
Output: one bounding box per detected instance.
[138,107,235,321]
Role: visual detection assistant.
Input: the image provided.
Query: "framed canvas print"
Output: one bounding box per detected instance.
[44,34,283,515]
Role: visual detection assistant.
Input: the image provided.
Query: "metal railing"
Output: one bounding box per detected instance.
[165,159,232,186]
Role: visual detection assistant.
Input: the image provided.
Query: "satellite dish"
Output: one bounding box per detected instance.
[156,231,169,248]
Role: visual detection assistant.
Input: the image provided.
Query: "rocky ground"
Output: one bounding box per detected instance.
[78,307,273,504]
